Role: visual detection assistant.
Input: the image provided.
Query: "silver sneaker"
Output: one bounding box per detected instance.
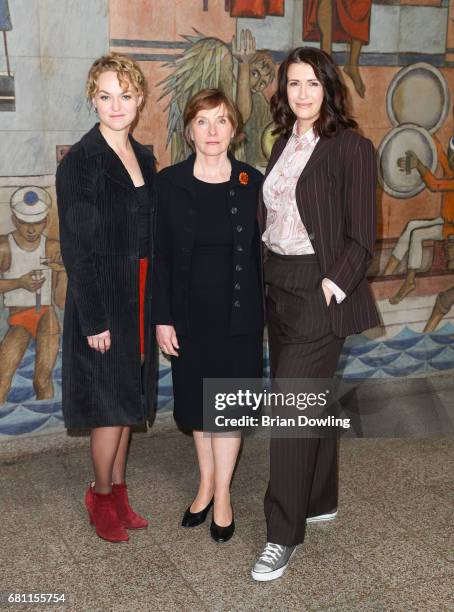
[306,509,338,524]
[251,542,297,581]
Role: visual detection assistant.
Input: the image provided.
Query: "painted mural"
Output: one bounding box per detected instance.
[2,0,454,438]
[158,28,275,166]
[0,0,14,111]
[303,0,372,98]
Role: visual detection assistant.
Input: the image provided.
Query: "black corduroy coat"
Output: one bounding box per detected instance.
[55,124,157,428]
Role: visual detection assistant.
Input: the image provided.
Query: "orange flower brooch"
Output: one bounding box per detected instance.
[239,171,249,185]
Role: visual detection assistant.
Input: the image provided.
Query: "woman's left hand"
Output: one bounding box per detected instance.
[321,282,333,306]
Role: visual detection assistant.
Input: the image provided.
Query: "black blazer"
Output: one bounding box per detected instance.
[151,153,264,336]
[56,123,157,428]
[258,128,381,338]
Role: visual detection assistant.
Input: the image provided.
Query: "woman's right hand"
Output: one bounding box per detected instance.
[87,330,111,353]
[156,325,179,357]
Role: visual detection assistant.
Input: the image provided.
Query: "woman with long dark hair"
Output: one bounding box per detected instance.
[251,47,379,581]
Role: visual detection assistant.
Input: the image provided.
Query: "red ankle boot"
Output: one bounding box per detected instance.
[85,483,129,543]
[111,483,148,529]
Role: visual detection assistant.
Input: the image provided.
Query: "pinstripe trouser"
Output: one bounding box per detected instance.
[264,251,345,546]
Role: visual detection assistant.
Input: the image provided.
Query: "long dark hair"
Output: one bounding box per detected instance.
[270,47,357,138]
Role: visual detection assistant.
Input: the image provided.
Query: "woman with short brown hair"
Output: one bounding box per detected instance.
[152,88,264,543]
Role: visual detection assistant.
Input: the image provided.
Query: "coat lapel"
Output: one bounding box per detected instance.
[171,153,198,201]
[295,135,332,186]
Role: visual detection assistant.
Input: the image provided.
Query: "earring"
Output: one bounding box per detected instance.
[94,107,98,114]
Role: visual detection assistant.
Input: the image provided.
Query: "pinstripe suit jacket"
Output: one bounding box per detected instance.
[258,128,381,338]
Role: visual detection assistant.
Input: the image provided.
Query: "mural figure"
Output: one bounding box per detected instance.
[0,0,14,111]
[232,29,274,167]
[303,0,372,98]
[159,29,275,167]
[229,0,285,18]
[424,282,454,332]
[0,188,66,404]
[383,131,454,305]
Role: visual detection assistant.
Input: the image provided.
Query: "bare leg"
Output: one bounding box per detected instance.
[112,427,131,484]
[384,254,401,276]
[424,287,454,333]
[91,427,124,494]
[389,270,416,304]
[317,0,332,53]
[191,430,215,512]
[424,298,446,333]
[34,309,60,400]
[343,39,366,98]
[0,326,30,404]
[211,432,241,526]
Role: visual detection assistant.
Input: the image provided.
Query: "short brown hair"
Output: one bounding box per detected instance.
[271,47,357,138]
[183,88,244,149]
[86,52,147,107]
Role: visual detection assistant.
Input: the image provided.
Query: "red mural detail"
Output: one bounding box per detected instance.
[303,0,372,44]
[230,0,285,18]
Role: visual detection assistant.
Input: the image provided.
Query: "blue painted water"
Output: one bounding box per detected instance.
[1,324,453,437]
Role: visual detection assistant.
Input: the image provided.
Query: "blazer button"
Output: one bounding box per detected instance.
[236,245,243,252]
[184,227,192,233]
[234,300,241,307]
[236,225,243,232]
[188,209,195,215]
[234,283,241,290]
[308,232,315,240]
[235,264,243,271]
[181,247,190,252]
[231,206,238,214]
[229,189,235,197]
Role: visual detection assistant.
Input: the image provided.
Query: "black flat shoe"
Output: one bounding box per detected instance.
[210,513,235,543]
[181,498,213,528]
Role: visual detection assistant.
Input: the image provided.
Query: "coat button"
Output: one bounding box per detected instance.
[235,264,243,271]
[181,247,190,252]
[236,245,243,252]
[231,206,238,214]
[234,283,241,290]
[236,225,243,232]
[188,209,195,215]
[234,300,241,307]
[184,227,192,233]
[229,189,235,197]
[308,232,315,240]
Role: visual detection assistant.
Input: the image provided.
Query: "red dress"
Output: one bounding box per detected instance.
[303,0,372,44]
[229,0,284,18]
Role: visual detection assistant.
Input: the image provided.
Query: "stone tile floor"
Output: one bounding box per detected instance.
[1,420,453,611]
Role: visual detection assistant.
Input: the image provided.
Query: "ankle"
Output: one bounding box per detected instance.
[197,481,214,496]
[214,490,231,505]
[112,478,125,486]
[92,482,112,495]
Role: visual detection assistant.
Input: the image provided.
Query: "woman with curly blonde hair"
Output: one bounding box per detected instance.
[56,53,157,543]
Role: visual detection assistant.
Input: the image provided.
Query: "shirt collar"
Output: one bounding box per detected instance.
[291,123,318,147]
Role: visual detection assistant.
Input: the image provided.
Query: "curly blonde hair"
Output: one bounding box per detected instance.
[86,52,147,107]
